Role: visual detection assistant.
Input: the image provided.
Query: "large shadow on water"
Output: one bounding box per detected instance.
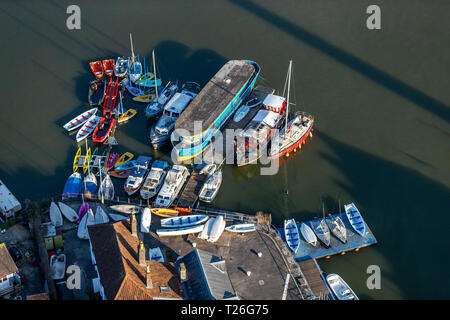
[318,132,450,299]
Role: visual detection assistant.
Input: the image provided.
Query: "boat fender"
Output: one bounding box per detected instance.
[326,255,331,259]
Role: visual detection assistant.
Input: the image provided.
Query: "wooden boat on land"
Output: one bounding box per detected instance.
[108,169,131,179]
[150,208,180,218]
[77,202,89,223]
[198,170,222,203]
[63,108,97,132]
[94,205,109,224]
[284,219,300,253]
[58,202,78,223]
[326,274,359,300]
[50,201,63,227]
[62,172,83,200]
[344,203,366,236]
[225,223,256,233]
[114,152,134,168]
[300,222,317,246]
[76,114,101,142]
[156,224,204,237]
[140,207,151,233]
[160,214,208,228]
[50,254,66,280]
[207,215,225,243]
[326,214,347,244]
[88,79,106,106]
[154,164,189,207]
[98,173,114,201]
[89,60,103,79]
[114,56,129,77]
[124,155,152,196]
[109,204,140,215]
[82,172,97,200]
[102,59,115,77]
[140,160,170,200]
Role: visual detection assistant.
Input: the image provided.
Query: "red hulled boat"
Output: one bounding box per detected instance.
[89,60,104,79]
[102,59,115,77]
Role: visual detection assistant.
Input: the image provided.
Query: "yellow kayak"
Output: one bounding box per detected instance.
[133,94,156,103]
[114,152,134,168]
[73,147,81,172]
[83,147,91,174]
[150,208,180,218]
[118,109,137,123]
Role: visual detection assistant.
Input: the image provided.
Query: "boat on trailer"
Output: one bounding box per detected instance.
[284,219,300,253]
[326,273,359,300]
[344,203,366,236]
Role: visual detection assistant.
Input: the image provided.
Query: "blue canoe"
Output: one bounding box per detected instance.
[62,172,83,199]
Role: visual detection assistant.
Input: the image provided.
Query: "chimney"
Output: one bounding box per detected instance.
[139,240,146,266]
[179,262,187,282]
[146,265,153,289]
[131,212,137,236]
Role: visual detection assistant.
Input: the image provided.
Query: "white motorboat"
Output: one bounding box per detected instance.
[140,160,170,200]
[225,223,256,233]
[154,165,189,207]
[300,222,317,246]
[124,155,152,196]
[58,202,78,223]
[49,201,63,227]
[145,82,179,118]
[284,219,300,253]
[344,203,366,236]
[140,207,151,233]
[50,254,66,280]
[156,224,204,237]
[198,171,222,203]
[160,214,209,228]
[326,273,359,300]
[207,215,225,243]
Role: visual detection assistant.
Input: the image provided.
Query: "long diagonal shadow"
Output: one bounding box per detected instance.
[229,0,450,123]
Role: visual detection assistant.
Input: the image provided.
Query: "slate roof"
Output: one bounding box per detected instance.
[0,243,18,277]
[88,219,183,300]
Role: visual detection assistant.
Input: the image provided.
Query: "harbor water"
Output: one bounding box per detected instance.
[0,0,449,299]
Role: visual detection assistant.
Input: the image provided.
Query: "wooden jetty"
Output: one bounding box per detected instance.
[175,171,208,209]
[298,259,332,299]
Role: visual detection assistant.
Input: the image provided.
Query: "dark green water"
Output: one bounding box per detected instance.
[0,0,449,299]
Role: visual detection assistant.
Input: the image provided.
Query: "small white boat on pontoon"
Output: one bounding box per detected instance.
[300,222,318,247]
[326,214,347,243]
[50,254,66,280]
[225,223,256,233]
[49,201,63,227]
[284,219,300,253]
[156,224,204,237]
[140,207,151,233]
[344,203,366,236]
[58,202,78,223]
[160,214,208,228]
[326,273,359,300]
[310,218,331,247]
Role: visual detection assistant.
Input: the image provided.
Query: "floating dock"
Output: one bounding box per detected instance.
[277,213,377,261]
[175,172,208,209]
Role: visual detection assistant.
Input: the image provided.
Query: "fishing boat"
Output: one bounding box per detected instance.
[89,60,104,79]
[114,56,129,77]
[63,108,97,132]
[128,33,142,83]
[88,79,106,106]
[108,213,128,222]
[97,173,114,201]
[140,160,170,200]
[57,202,78,223]
[50,254,66,280]
[160,214,208,228]
[198,217,215,240]
[207,215,225,243]
[300,222,317,247]
[150,208,180,218]
[77,202,89,223]
[76,114,101,142]
[49,201,63,227]
[82,172,97,200]
[326,214,347,244]
[140,207,151,233]
[62,172,83,199]
[124,155,152,196]
[149,247,164,262]
[149,87,198,149]
[225,223,256,233]
[108,169,131,179]
[94,205,109,224]
[109,204,140,215]
[114,152,134,168]
[102,59,115,77]
[344,203,366,236]
[326,274,359,300]
[145,82,178,118]
[106,153,119,170]
[284,219,300,253]
[154,165,189,207]
[269,61,314,160]
[310,218,331,247]
[118,109,137,123]
[156,224,204,237]
[198,170,222,203]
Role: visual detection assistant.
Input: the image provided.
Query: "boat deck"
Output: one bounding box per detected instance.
[277,213,377,261]
[175,172,208,209]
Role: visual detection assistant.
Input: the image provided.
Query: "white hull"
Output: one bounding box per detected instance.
[208,215,225,243]
[50,254,66,280]
[63,108,97,131]
[310,219,331,247]
[326,273,359,300]
[198,171,222,203]
[0,179,22,217]
[156,224,204,237]
[225,223,256,233]
[140,207,151,233]
[149,247,164,262]
[197,217,215,240]
[108,213,128,222]
[98,174,114,201]
[160,214,208,228]
[76,114,101,142]
[300,222,317,246]
[109,204,140,214]
[155,165,189,208]
[284,219,300,253]
[58,202,78,223]
[50,201,63,227]
[344,203,366,236]
[77,211,89,239]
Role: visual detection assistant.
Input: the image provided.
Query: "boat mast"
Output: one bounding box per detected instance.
[285,60,292,133]
[152,49,158,98]
[129,33,135,64]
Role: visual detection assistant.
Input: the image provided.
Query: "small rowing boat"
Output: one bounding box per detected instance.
[284,219,300,253]
[300,222,317,246]
[114,56,129,77]
[198,217,215,240]
[225,223,256,233]
[133,93,156,103]
[160,214,208,228]
[76,114,101,142]
[106,153,119,170]
[109,204,140,214]
[88,79,106,106]
[207,215,225,243]
[134,72,162,88]
[89,60,104,79]
[344,203,366,236]
[115,160,136,171]
[118,109,137,123]
[50,201,63,227]
[92,116,115,143]
[150,208,179,218]
[102,59,115,77]
[63,108,97,132]
[156,224,204,237]
[58,202,78,223]
[140,207,151,233]
[115,152,134,168]
[326,274,359,300]
[108,169,131,179]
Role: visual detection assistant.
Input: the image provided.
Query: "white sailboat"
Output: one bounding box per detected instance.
[94,205,109,224]
[299,222,317,246]
[58,202,78,223]
[49,201,63,227]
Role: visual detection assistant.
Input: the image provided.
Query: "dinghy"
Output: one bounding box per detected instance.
[344,203,366,236]
[145,82,178,118]
[118,109,137,123]
[326,274,359,300]
[156,224,204,237]
[133,93,157,103]
[50,254,66,280]
[225,223,256,233]
[88,79,106,106]
[76,114,101,142]
[89,60,104,79]
[58,202,78,223]
[49,201,63,227]
[134,72,162,88]
[208,215,225,243]
[63,108,97,131]
[108,169,131,179]
[114,152,134,168]
[160,215,208,228]
[284,219,300,253]
[77,210,89,239]
[82,172,97,200]
[197,217,215,240]
[198,171,222,203]
[149,247,164,262]
[109,204,140,215]
[94,205,109,224]
[102,59,115,77]
[115,160,136,171]
[326,215,347,244]
[108,213,128,222]
[62,172,83,199]
[150,208,180,218]
[106,153,119,170]
[310,218,331,247]
[300,222,317,246]
[233,105,249,123]
[114,56,129,77]
[92,116,115,143]
[140,207,151,233]
[98,173,114,201]
[128,34,142,83]
[77,202,89,223]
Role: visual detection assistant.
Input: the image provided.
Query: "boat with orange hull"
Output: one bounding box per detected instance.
[109,169,131,179]
[89,61,104,79]
[92,116,115,143]
[102,59,115,77]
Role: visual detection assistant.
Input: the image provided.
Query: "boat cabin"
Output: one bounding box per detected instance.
[0,243,21,297]
[163,92,194,118]
[262,94,286,113]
